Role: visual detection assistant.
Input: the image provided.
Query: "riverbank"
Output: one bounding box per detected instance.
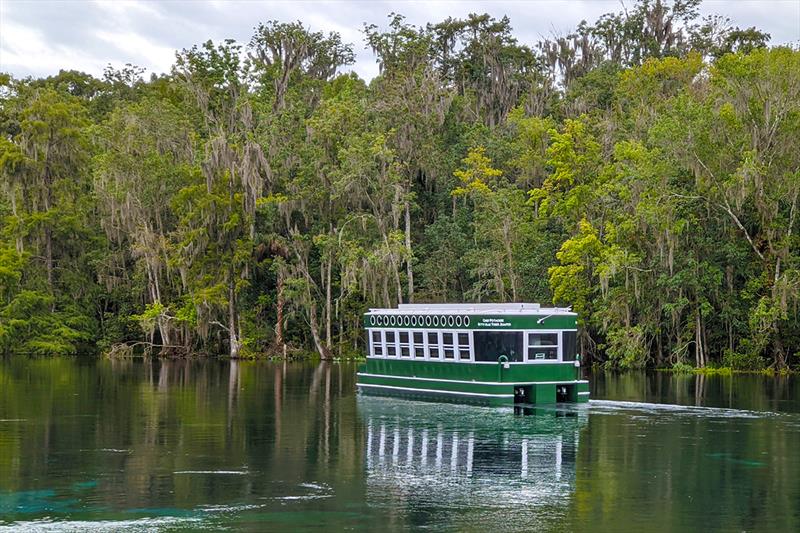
[658,363,797,376]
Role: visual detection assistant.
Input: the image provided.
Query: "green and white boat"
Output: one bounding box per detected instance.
[357,303,590,406]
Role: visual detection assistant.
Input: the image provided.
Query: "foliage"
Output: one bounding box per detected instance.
[0,1,797,370]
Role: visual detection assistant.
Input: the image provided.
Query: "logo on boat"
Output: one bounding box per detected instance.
[475,318,511,328]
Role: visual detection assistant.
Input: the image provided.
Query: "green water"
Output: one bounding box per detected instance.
[1,358,799,531]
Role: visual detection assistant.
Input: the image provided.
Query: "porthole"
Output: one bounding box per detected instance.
[411,315,417,326]
[425,315,432,326]
[403,315,410,326]
[455,315,462,327]
[447,315,454,327]
[464,316,470,326]
[432,315,439,326]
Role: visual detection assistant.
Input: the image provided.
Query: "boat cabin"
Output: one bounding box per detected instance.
[365,303,578,364]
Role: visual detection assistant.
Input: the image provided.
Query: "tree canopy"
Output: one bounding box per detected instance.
[1,1,797,371]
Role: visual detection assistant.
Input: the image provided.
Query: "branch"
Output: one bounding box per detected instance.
[210,320,231,333]
[694,152,765,262]
[716,200,765,262]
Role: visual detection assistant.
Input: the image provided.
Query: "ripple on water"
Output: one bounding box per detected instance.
[589,399,783,419]
[173,470,249,475]
[0,516,207,532]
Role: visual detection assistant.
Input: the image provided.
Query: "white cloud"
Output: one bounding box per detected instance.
[1,0,798,80]
[0,18,108,76]
[94,29,176,73]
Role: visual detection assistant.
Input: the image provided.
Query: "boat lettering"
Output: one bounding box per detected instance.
[476,318,511,328]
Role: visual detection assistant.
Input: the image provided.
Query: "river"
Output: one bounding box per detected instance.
[1,358,798,531]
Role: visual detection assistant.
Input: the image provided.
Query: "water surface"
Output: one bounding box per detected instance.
[1,358,798,531]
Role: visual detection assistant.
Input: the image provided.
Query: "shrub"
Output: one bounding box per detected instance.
[722,349,765,371]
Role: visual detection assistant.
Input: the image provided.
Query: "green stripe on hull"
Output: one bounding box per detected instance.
[357,382,512,407]
[356,372,590,406]
[361,358,581,382]
[358,373,516,396]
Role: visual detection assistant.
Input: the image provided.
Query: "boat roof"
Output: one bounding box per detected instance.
[366,303,575,316]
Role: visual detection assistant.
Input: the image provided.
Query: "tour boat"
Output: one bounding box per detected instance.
[357,303,590,406]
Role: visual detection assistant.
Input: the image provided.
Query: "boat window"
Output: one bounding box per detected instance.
[562,331,577,361]
[399,331,411,358]
[371,330,383,357]
[457,332,471,361]
[528,332,558,360]
[385,331,397,357]
[427,332,440,359]
[412,331,425,358]
[442,332,455,359]
[473,332,523,362]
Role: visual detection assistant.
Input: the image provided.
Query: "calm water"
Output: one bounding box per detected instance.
[1,358,799,531]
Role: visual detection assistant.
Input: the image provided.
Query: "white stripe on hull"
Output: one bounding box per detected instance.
[357,383,514,398]
[357,372,588,387]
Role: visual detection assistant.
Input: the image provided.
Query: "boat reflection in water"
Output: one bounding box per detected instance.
[359,397,587,528]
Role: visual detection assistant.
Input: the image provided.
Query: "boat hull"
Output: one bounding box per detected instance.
[357,359,589,406]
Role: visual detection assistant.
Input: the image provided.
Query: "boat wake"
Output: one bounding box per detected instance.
[588,399,779,418]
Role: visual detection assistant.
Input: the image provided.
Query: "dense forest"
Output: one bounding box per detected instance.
[1,0,798,369]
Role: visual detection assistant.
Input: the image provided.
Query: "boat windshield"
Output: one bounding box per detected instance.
[473,331,523,362]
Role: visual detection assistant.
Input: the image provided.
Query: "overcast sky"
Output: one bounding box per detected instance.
[1,0,799,81]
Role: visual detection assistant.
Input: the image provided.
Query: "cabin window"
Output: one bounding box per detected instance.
[527,333,558,360]
[385,331,397,357]
[399,331,411,358]
[562,331,577,361]
[457,332,471,361]
[442,332,455,359]
[412,331,425,358]
[427,332,440,359]
[371,330,383,357]
[473,332,524,362]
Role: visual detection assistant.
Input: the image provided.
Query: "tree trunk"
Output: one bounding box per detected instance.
[394,261,403,305]
[656,327,663,367]
[695,309,704,368]
[43,148,54,296]
[275,269,285,352]
[405,201,414,303]
[773,324,786,369]
[45,226,54,291]
[502,220,517,301]
[309,302,329,359]
[325,256,332,351]
[228,274,241,358]
[9,195,21,253]
[382,276,390,308]
[227,162,241,359]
